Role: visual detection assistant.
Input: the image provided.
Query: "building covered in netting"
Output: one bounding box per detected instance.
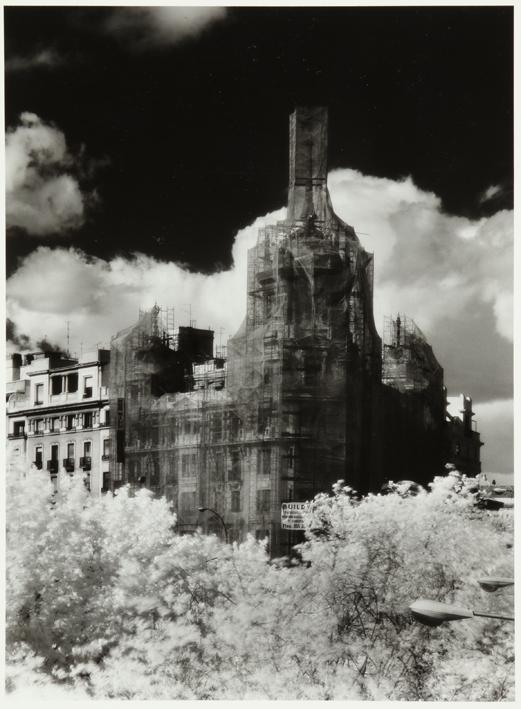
[107,107,481,555]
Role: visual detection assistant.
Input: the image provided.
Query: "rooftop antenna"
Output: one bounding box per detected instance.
[66,320,70,354]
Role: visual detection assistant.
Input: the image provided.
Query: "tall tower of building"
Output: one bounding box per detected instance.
[227,106,382,553]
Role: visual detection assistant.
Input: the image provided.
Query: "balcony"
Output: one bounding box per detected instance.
[63,458,75,473]
[101,454,110,461]
[80,456,92,471]
[46,460,59,475]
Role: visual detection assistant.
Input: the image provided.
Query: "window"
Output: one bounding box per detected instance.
[231,414,240,438]
[81,441,92,471]
[83,376,93,398]
[64,443,75,472]
[66,373,78,393]
[264,293,273,318]
[66,414,75,430]
[34,383,43,404]
[104,409,111,426]
[49,417,60,432]
[83,412,93,428]
[286,446,295,471]
[102,472,111,493]
[181,453,192,478]
[35,419,44,433]
[13,421,25,436]
[128,460,136,482]
[211,413,222,442]
[51,377,63,395]
[34,446,43,470]
[102,438,110,460]
[48,443,59,474]
[167,457,176,484]
[150,460,159,486]
[229,450,241,482]
[214,452,224,481]
[256,489,270,514]
[263,448,271,476]
[231,490,241,513]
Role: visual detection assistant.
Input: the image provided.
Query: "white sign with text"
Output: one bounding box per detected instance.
[281,501,310,530]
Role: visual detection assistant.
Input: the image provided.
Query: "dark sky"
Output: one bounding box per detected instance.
[5,5,513,276]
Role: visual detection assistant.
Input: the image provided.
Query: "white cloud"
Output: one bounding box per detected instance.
[328,169,513,343]
[479,184,503,204]
[6,208,285,353]
[7,169,513,471]
[6,113,86,236]
[6,49,61,72]
[105,7,227,47]
[7,169,513,354]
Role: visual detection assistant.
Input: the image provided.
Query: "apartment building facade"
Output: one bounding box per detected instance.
[6,349,111,494]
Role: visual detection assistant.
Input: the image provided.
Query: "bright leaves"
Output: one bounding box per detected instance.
[6,470,514,700]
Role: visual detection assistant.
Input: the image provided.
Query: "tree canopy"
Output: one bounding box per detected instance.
[6,469,514,700]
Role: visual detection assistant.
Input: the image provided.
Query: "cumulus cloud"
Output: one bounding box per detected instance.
[6,113,87,236]
[479,184,503,204]
[6,208,284,354]
[6,170,513,471]
[7,169,513,355]
[6,49,62,72]
[328,170,513,343]
[105,7,227,47]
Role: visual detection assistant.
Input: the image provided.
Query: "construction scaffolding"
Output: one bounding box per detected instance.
[105,107,468,556]
[382,314,443,393]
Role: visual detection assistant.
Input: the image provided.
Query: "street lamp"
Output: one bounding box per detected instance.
[477,577,514,593]
[198,506,228,543]
[409,599,514,626]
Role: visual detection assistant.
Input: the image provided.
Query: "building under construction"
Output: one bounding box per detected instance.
[108,107,481,555]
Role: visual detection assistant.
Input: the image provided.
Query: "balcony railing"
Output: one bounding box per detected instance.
[80,456,92,471]
[46,460,59,475]
[63,458,75,473]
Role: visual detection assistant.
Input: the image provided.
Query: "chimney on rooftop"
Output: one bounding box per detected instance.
[287,106,330,223]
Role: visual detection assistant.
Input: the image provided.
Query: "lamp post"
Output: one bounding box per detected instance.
[409,599,514,626]
[198,506,228,543]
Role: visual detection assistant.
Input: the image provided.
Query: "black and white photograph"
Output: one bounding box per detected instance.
[4,1,515,701]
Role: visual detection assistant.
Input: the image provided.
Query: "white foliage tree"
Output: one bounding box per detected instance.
[6,468,514,700]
